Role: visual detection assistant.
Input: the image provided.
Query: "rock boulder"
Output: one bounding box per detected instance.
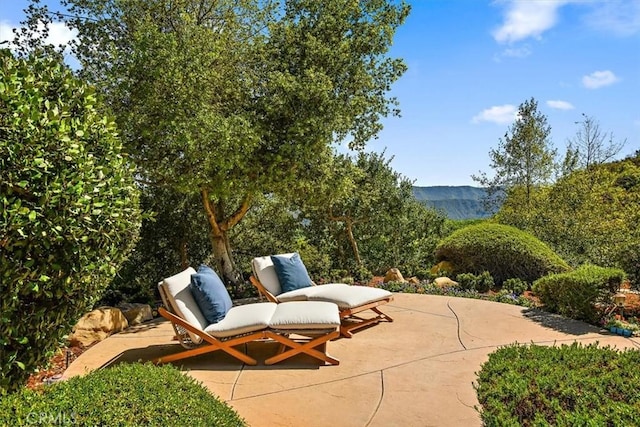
[68,307,128,347]
[384,268,406,283]
[434,277,459,288]
[118,303,153,326]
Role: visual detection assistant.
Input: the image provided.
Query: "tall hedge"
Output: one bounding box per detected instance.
[0,50,142,394]
[435,223,569,285]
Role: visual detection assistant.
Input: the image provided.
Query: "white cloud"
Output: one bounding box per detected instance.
[40,22,77,48]
[472,105,518,125]
[493,45,532,62]
[582,70,620,89]
[0,21,77,51]
[546,100,575,110]
[502,46,532,58]
[583,0,640,37]
[493,0,569,44]
[0,21,15,45]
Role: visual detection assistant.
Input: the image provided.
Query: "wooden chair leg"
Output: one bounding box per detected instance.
[339,306,393,337]
[372,307,394,322]
[264,331,340,365]
[154,342,258,365]
[155,309,262,365]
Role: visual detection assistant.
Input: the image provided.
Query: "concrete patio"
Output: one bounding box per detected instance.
[63,293,640,427]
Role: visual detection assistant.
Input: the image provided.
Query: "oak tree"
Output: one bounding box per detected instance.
[26,0,410,286]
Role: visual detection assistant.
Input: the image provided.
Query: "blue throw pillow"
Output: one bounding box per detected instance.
[189,264,232,325]
[270,253,314,293]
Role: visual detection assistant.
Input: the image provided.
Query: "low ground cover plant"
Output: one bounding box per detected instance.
[0,363,246,426]
[475,342,640,426]
[379,280,534,308]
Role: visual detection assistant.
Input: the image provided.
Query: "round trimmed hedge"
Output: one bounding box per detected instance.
[435,223,569,285]
[0,363,247,426]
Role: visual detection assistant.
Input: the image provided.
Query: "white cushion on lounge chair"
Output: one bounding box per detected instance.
[275,286,323,302]
[162,267,207,332]
[308,284,393,309]
[204,303,277,338]
[252,253,297,296]
[268,301,340,330]
[251,253,394,337]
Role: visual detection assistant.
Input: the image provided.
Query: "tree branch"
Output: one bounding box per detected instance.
[201,187,222,236]
[221,193,252,231]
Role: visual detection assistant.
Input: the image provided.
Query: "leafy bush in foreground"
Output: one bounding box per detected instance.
[533,264,624,323]
[0,50,142,393]
[435,223,569,285]
[0,363,246,426]
[476,343,640,426]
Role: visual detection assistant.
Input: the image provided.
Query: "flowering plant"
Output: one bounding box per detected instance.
[603,314,639,335]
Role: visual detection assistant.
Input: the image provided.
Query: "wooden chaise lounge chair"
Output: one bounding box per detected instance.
[250,253,394,338]
[155,267,341,366]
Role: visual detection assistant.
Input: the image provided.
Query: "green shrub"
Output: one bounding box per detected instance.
[475,271,495,293]
[502,278,529,295]
[99,188,212,306]
[455,271,495,292]
[456,273,477,291]
[0,50,142,393]
[532,264,624,323]
[0,363,246,426]
[476,342,640,426]
[618,240,640,288]
[435,223,569,285]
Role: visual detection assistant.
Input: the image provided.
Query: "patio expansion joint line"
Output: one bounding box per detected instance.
[364,370,385,427]
[230,347,480,402]
[228,330,633,402]
[461,335,638,354]
[385,303,413,313]
[229,346,248,401]
[447,299,467,350]
[387,304,454,320]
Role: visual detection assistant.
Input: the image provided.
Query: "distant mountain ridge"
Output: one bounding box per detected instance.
[412,186,493,220]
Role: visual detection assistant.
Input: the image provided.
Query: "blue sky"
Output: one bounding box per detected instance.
[1,0,639,186]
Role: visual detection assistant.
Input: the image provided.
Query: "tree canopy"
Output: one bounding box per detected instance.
[496,153,640,284]
[26,0,410,286]
[473,97,556,212]
[565,113,626,172]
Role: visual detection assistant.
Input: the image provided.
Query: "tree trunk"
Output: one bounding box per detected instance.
[178,239,189,269]
[344,218,363,267]
[200,188,251,290]
[329,208,363,268]
[209,230,241,286]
